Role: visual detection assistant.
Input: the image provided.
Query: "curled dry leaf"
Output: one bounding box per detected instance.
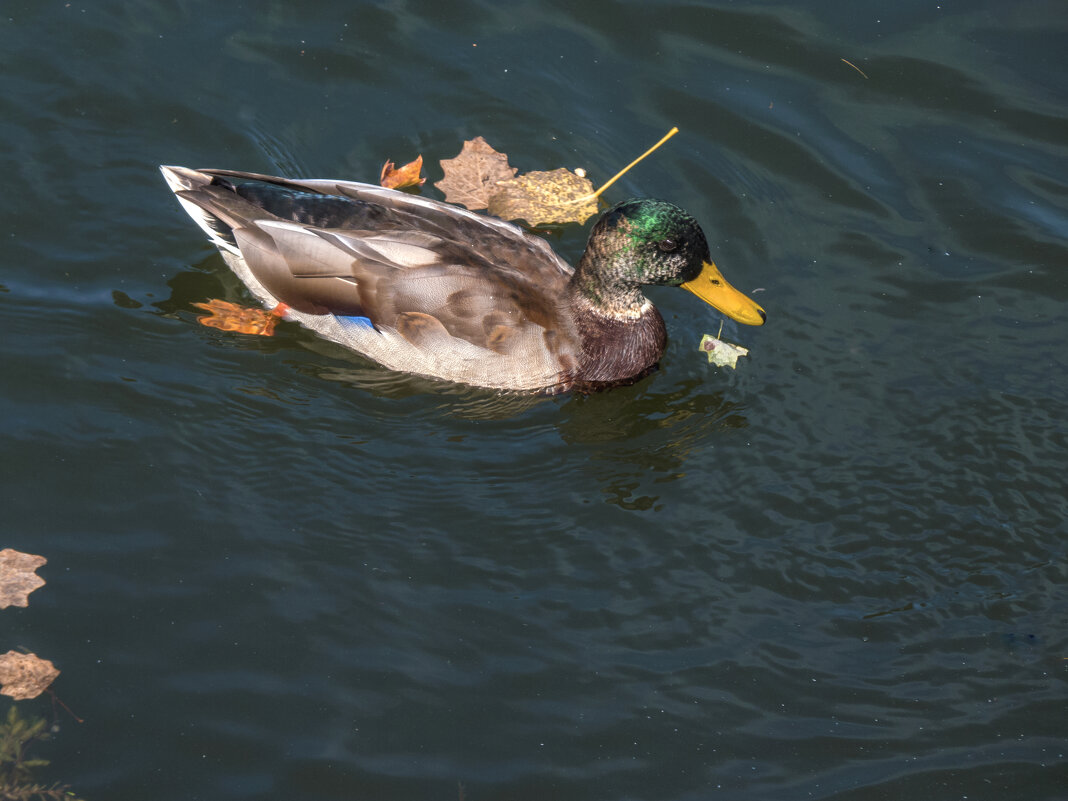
[488,168,598,227]
[699,334,749,368]
[0,651,60,700]
[0,549,46,609]
[193,298,282,336]
[379,155,425,189]
[435,136,517,210]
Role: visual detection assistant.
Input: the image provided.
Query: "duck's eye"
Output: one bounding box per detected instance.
[657,238,678,252]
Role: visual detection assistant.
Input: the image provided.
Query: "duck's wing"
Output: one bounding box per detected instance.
[162,166,582,390]
[198,167,572,278]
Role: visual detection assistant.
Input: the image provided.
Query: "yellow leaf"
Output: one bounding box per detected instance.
[487,168,599,227]
[0,651,59,700]
[0,549,46,609]
[699,334,749,368]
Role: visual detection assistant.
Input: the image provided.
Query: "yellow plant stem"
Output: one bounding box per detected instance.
[567,127,680,206]
[592,126,679,199]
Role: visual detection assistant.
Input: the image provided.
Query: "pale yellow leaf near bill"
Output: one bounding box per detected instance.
[699,334,749,368]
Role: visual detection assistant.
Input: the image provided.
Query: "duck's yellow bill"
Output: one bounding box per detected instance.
[681,261,766,326]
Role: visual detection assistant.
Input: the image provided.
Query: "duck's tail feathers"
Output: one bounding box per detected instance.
[160,165,242,256]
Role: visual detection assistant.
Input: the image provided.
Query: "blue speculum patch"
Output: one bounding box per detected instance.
[337,315,375,331]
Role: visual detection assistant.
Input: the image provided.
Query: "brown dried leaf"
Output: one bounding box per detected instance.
[487,168,598,227]
[379,155,425,189]
[0,651,59,700]
[193,299,281,336]
[435,136,517,210]
[0,549,46,609]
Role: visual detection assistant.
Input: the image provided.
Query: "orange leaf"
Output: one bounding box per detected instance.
[0,548,46,609]
[0,651,60,700]
[193,299,281,336]
[380,155,425,189]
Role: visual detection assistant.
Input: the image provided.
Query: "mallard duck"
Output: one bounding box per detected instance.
[161,166,765,393]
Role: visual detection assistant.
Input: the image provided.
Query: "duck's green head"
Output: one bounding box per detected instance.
[578,198,766,326]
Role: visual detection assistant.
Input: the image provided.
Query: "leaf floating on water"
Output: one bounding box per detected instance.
[488,168,599,227]
[435,136,517,210]
[433,128,678,227]
[0,549,46,609]
[0,651,59,700]
[193,299,281,336]
[699,333,749,368]
[438,137,595,225]
[379,155,425,189]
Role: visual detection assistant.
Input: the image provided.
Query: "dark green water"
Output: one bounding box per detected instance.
[2,1,1066,799]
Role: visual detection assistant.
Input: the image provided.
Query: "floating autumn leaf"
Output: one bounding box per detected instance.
[435,128,679,227]
[435,136,516,210]
[699,333,749,368]
[0,651,59,700]
[487,168,599,227]
[193,299,282,336]
[0,549,46,610]
[379,155,425,189]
